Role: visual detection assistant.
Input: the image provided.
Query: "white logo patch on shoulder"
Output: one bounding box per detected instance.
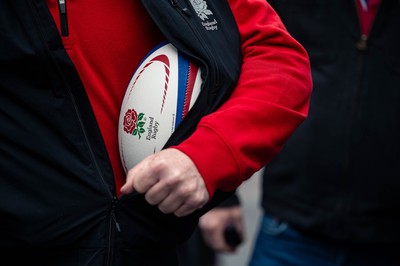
[189,0,218,31]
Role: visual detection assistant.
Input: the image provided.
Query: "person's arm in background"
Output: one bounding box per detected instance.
[199,194,244,252]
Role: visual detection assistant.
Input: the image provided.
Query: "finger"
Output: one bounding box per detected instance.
[120,159,158,195]
[120,164,142,195]
[173,194,207,217]
[174,204,197,217]
[157,193,184,214]
[145,181,171,205]
[120,180,136,195]
[202,227,233,252]
[157,177,206,215]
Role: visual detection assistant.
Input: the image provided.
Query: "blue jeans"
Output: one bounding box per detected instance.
[249,214,399,266]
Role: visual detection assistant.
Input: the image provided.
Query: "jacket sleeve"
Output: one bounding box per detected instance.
[174,0,312,197]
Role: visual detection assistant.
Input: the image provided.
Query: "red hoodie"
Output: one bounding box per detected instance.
[356,0,382,35]
[46,0,312,197]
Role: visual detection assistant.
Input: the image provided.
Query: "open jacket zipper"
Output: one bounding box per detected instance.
[34,0,120,263]
[170,0,192,16]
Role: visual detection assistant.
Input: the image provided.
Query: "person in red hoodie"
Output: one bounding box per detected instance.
[0,0,311,265]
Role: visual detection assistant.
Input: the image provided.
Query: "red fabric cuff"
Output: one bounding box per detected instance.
[173,126,241,199]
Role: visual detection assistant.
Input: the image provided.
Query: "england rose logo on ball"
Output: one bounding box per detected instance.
[123,109,145,139]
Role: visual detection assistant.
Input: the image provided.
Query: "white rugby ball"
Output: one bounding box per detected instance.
[118,41,202,173]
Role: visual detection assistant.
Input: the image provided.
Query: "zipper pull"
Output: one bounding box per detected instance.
[170,0,192,16]
[356,34,368,51]
[111,197,121,232]
[112,213,121,232]
[58,0,69,36]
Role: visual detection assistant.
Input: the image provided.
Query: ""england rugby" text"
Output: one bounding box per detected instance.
[146,117,159,140]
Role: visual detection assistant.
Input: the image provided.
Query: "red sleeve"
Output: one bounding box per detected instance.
[174,0,312,197]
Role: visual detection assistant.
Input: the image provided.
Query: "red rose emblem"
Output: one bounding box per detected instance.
[123,109,138,134]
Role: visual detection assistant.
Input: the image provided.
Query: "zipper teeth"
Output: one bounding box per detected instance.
[58,0,68,36]
[107,197,120,266]
[29,2,118,264]
[170,0,191,16]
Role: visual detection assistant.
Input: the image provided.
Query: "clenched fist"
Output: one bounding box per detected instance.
[120,148,209,217]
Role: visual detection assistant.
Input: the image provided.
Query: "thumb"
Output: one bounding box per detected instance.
[120,179,136,195]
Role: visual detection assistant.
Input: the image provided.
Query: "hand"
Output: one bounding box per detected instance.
[120,148,209,217]
[198,206,244,252]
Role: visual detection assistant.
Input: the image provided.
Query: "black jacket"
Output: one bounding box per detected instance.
[263,0,400,244]
[0,0,241,265]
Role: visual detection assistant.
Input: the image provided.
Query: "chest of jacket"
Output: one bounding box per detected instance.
[0,0,241,264]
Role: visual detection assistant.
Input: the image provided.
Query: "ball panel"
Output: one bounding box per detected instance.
[118,42,202,173]
[176,55,200,127]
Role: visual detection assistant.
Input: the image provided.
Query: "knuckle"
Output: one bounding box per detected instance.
[179,181,197,195]
[186,194,205,209]
[163,176,179,189]
[150,156,168,171]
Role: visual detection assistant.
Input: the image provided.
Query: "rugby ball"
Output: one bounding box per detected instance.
[118,41,202,173]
